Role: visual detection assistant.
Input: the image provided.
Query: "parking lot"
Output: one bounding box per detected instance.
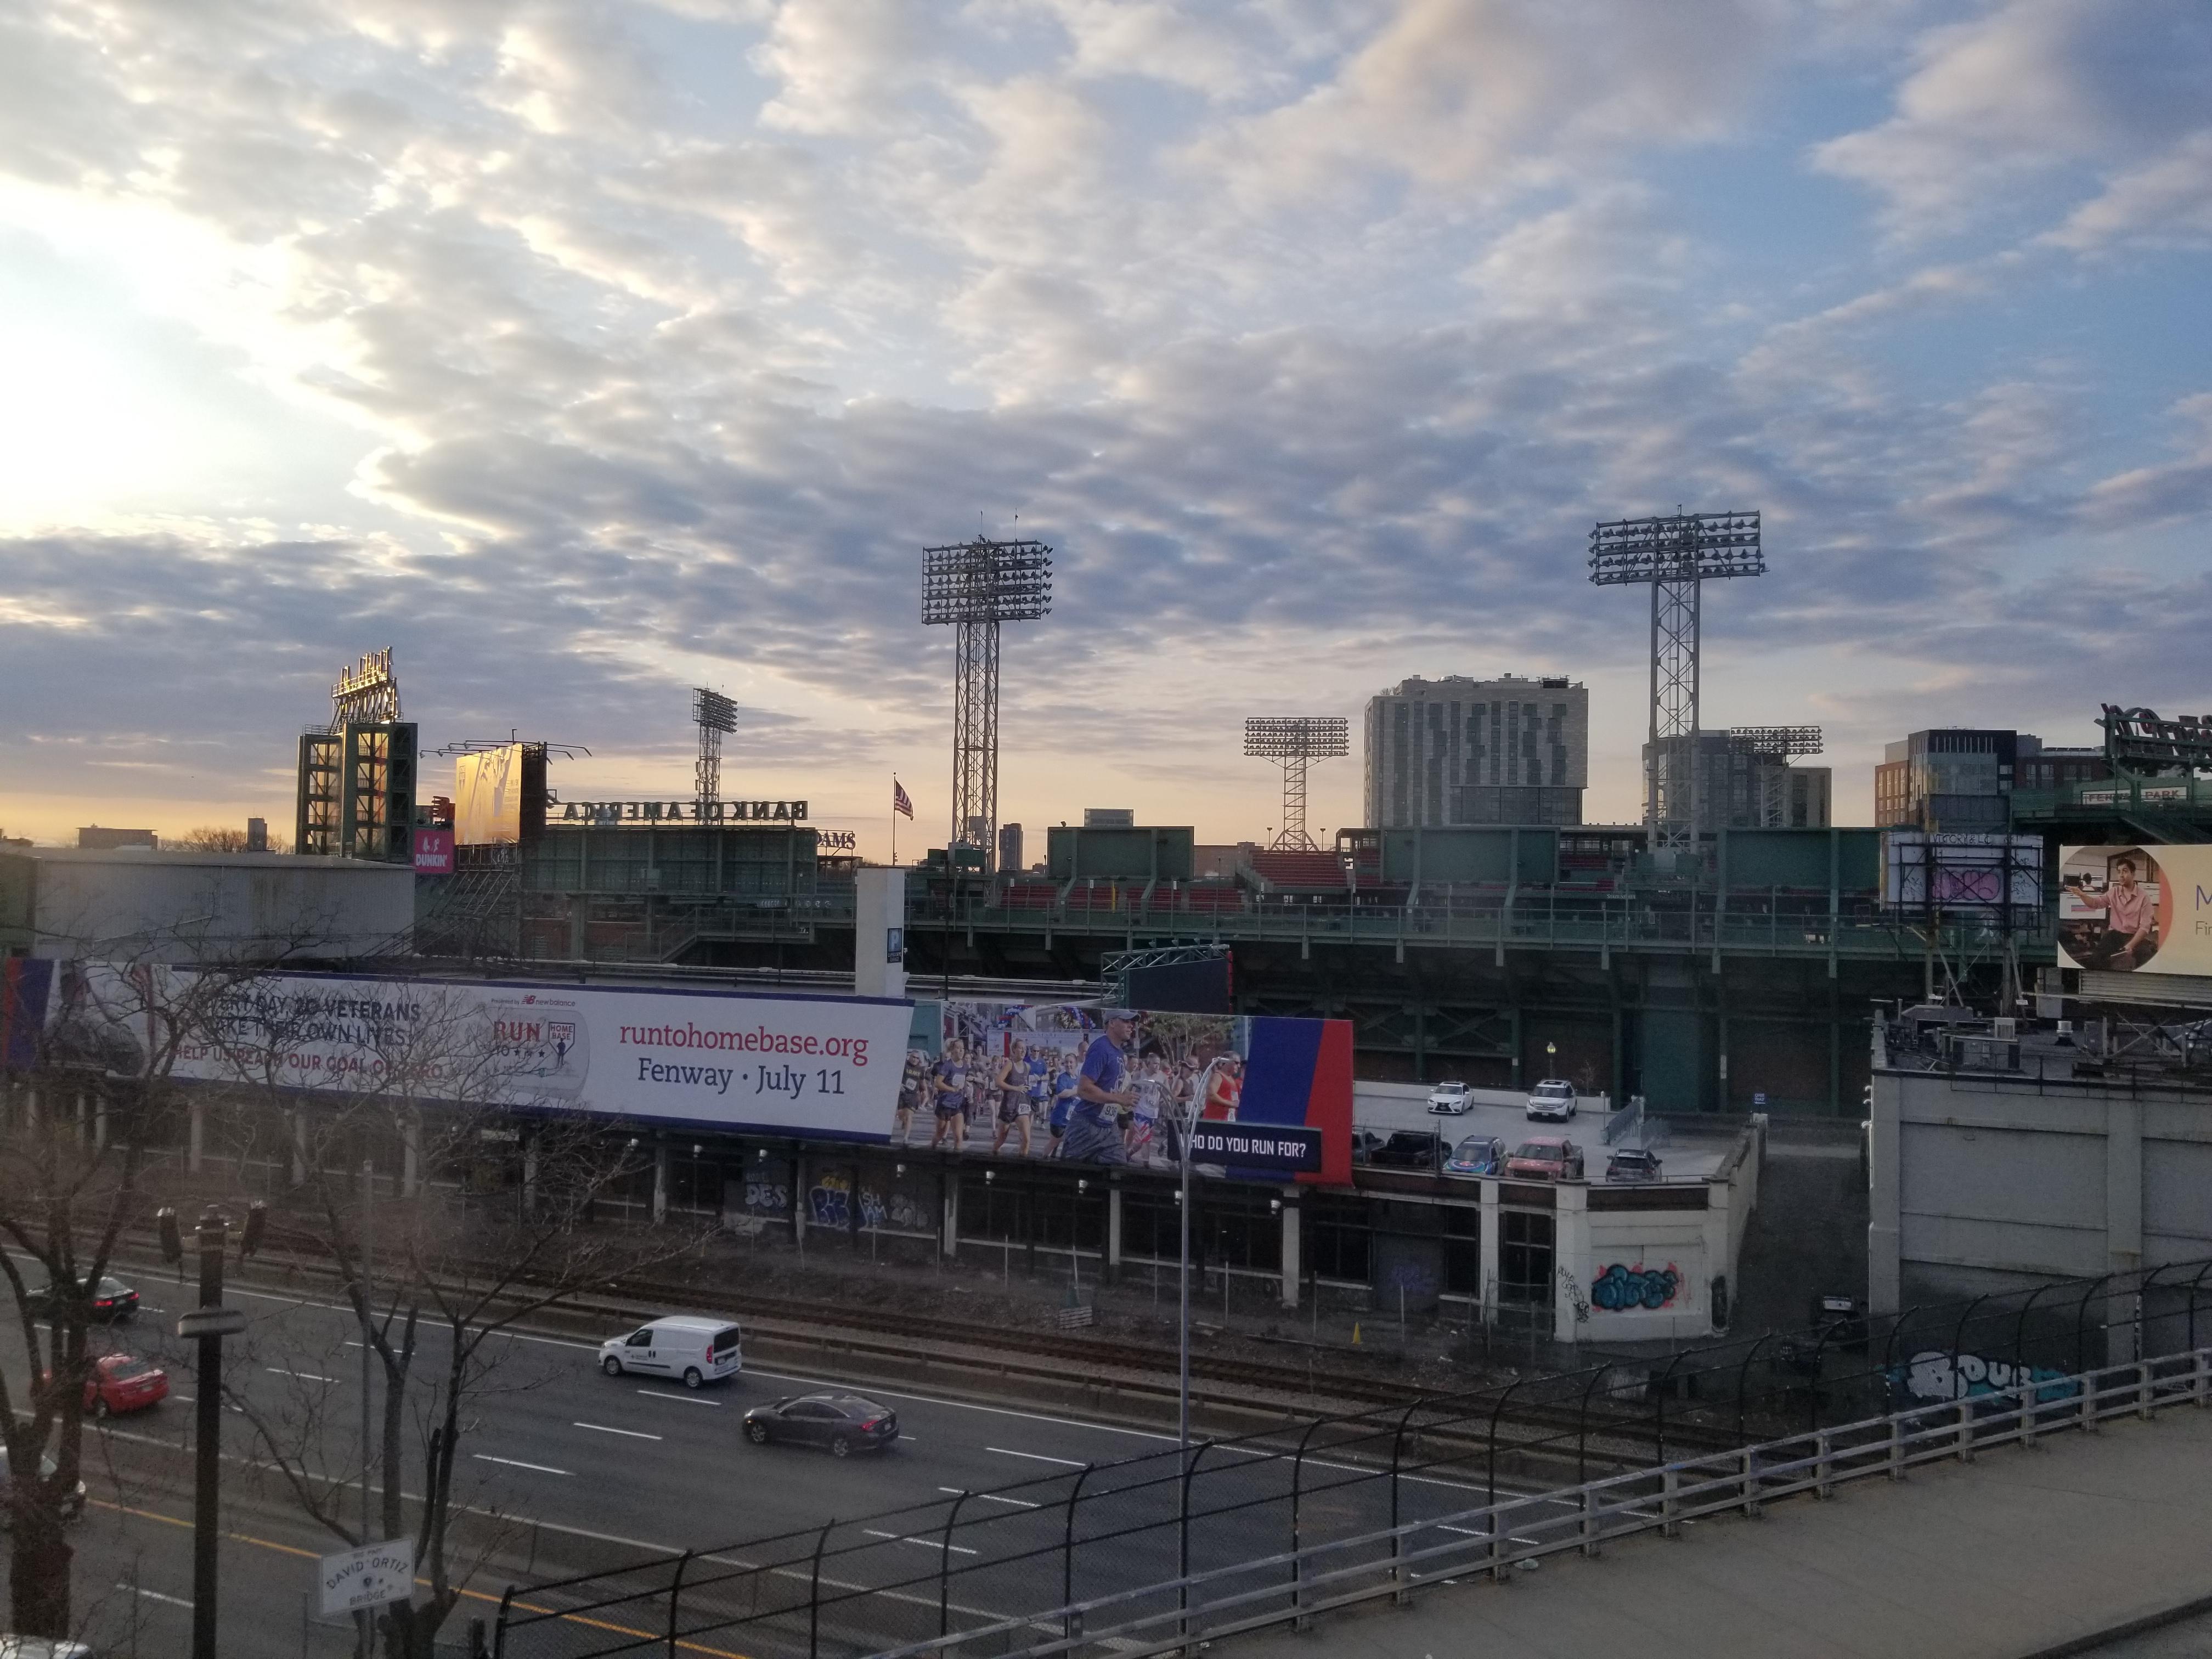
[1351,1081,1734,1183]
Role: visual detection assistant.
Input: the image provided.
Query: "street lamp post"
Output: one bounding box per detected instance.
[161,1203,262,1659]
[1178,1057,1233,1452]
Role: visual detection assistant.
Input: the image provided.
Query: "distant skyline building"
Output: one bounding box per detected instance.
[1639,732,1832,833]
[1875,729,2107,830]
[1363,675,1589,829]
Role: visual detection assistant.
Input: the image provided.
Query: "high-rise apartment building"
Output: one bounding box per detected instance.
[1364,675,1589,828]
[1641,733,1831,833]
[1874,730,2107,830]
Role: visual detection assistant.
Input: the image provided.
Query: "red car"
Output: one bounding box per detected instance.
[1503,1136,1584,1182]
[51,1355,170,1418]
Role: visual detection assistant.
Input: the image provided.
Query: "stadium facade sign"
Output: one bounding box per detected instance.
[557,799,808,823]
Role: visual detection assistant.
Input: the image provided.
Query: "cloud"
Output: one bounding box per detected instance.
[1813,0,2212,236]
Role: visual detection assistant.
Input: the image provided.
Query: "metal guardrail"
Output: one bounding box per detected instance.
[1599,1095,1646,1146]
[490,1260,2212,1659]
[878,1346,2212,1659]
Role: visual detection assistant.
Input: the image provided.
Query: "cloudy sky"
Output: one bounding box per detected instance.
[2,0,2208,852]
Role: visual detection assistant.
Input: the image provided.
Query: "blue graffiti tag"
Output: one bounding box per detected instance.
[1589,1262,1681,1312]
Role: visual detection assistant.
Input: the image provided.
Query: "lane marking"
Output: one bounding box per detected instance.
[89,1499,751,1658]
[941,1487,1039,1509]
[575,1422,662,1441]
[117,1581,191,1608]
[266,1367,336,1384]
[473,1454,572,1476]
[864,1527,978,1556]
[635,1389,723,1408]
[987,1447,1086,1466]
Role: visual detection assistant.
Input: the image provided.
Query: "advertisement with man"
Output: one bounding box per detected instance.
[2058,845,2212,977]
[899,1001,1351,1183]
[83,967,911,1138]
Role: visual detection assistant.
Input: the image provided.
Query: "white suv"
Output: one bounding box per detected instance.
[1525,1079,1578,1121]
[1425,1081,1472,1115]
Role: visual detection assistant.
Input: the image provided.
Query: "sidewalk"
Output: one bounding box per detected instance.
[1224,1405,2212,1659]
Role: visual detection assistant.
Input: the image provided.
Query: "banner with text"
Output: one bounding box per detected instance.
[2057,844,2212,980]
[84,968,911,1139]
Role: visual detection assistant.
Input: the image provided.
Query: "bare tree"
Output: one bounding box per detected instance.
[202,976,700,1657]
[0,958,251,1637]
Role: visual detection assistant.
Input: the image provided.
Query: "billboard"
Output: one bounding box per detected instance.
[2058,845,2211,978]
[1883,832,2042,910]
[454,744,535,845]
[97,970,911,1138]
[412,828,455,874]
[903,1001,1352,1183]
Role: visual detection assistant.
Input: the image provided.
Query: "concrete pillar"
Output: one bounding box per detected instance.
[652,1138,669,1224]
[402,1111,421,1199]
[1278,1189,1301,1310]
[188,1096,205,1173]
[521,1134,539,1218]
[93,1091,108,1153]
[1866,1071,1903,1316]
[1105,1183,1124,1283]
[290,1112,308,1186]
[2107,1096,2145,1367]
[75,1090,88,1149]
[1479,1180,1502,1327]
[792,1153,808,1248]
[1553,1182,1590,1345]
[854,868,908,1001]
[940,1173,959,1260]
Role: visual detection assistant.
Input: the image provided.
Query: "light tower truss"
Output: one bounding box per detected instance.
[1730,725,1824,829]
[692,687,737,820]
[1244,716,1349,851]
[922,537,1053,874]
[1589,510,1763,853]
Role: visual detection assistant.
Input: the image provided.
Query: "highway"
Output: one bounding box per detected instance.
[0,1268,1589,1656]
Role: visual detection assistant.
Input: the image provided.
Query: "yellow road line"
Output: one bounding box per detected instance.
[89,1498,751,1657]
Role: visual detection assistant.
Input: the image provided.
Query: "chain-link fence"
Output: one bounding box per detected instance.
[493,1258,2212,1658]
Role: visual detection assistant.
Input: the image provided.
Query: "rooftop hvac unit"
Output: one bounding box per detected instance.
[1992,1017,2017,1041]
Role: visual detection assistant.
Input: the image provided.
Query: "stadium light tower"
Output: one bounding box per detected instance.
[922,537,1052,873]
[1244,717,1349,851]
[1589,510,1763,853]
[692,687,737,821]
[1729,724,1824,827]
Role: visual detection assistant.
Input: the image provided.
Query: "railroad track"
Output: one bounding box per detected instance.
[117,1217,1750,1459]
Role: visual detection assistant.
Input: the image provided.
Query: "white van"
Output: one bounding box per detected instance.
[599,1316,744,1389]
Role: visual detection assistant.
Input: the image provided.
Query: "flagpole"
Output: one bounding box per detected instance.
[891,775,899,868]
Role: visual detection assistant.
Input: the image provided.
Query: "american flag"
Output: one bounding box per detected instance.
[892,777,913,819]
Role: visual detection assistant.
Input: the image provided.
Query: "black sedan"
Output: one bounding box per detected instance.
[1604,1148,1664,1183]
[743,1393,900,1457]
[25,1275,138,1323]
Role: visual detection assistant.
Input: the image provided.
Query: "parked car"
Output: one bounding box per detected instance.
[1443,1135,1507,1177]
[1368,1130,1443,1170]
[25,1274,137,1324]
[1524,1079,1578,1122]
[598,1317,744,1389]
[1503,1136,1584,1181]
[742,1393,900,1457]
[0,1450,86,1528]
[1604,1147,1664,1183]
[1425,1081,1473,1115]
[1350,1130,1385,1165]
[0,1637,98,1658]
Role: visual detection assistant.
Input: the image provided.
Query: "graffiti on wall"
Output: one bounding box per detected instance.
[1556,1266,1590,1324]
[1590,1261,1682,1312]
[743,1180,789,1215]
[809,1169,852,1229]
[1892,1350,2079,1406]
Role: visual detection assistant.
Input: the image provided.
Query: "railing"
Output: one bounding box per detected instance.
[878,1345,2212,1659]
[491,1259,2212,1659]
[907,888,2053,961]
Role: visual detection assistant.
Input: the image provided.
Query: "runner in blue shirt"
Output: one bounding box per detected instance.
[1060,1011,1137,1165]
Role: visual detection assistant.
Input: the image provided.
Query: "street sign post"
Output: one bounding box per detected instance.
[320,1538,415,1618]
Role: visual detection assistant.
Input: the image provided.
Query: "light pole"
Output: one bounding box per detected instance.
[160,1201,264,1659]
[1178,1056,1233,1451]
